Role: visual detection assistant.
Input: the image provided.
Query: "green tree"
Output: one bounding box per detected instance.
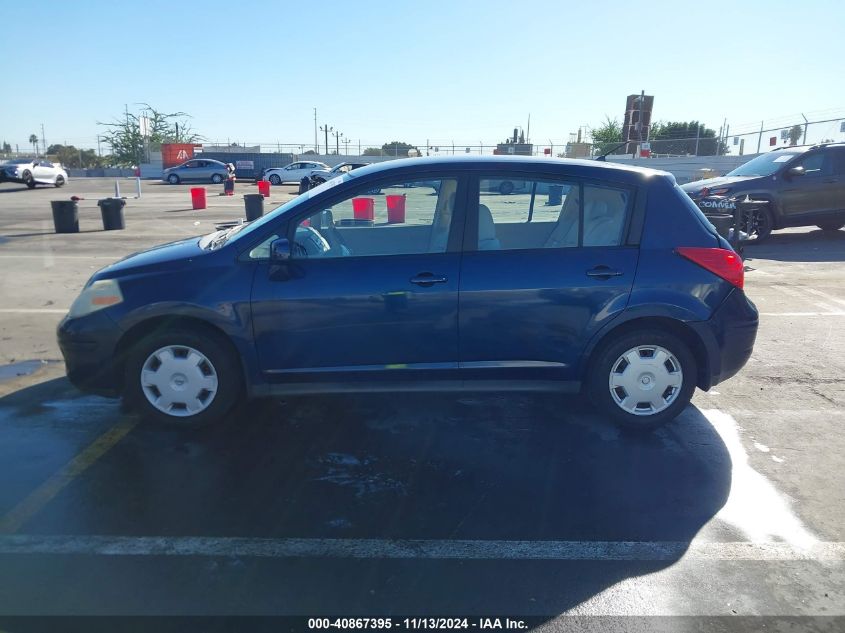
[1,141,10,154]
[648,121,726,156]
[28,134,39,155]
[98,104,203,166]
[381,141,417,157]
[788,125,803,146]
[46,144,102,168]
[362,147,383,156]
[590,116,623,155]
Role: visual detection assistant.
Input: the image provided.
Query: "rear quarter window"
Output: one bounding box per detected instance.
[674,184,720,238]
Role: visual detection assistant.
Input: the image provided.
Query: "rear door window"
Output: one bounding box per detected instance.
[474,175,631,250]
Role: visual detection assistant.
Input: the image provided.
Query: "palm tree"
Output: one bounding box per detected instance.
[28,134,39,156]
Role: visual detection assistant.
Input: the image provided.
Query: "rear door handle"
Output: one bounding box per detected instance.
[410,273,448,287]
[586,266,624,279]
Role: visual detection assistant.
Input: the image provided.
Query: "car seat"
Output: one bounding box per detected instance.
[478,204,501,250]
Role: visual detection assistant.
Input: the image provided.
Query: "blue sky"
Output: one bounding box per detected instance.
[2,0,843,153]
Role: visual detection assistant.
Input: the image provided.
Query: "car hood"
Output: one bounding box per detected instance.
[681,176,756,195]
[92,236,209,280]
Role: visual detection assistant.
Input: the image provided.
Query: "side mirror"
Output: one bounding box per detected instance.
[270,238,291,262]
[786,166,806,179]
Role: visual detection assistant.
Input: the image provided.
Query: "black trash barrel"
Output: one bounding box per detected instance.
[547,185,563,206]
[98,198,126,230]
[243,194,264,222]
[50,200,79,234]
[299,176,310,194]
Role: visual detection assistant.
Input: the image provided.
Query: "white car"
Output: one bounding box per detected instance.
[261,161,330,185]
[0,158,68,188]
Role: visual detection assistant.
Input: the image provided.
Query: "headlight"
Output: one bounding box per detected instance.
[68,279,124,318]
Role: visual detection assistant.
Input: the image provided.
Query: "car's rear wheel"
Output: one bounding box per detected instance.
[587,329,696,431]
[211,173,224,184]
[167,174,180,184]
[54,175,65,188]
[817,221,845,232]
[740,204,773,242]
[123,327,242,428]
[268,174,282,185]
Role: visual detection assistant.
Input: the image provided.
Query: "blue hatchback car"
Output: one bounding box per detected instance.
[58,156,758,430]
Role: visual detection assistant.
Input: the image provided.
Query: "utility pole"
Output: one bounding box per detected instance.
[801,113,808,145]
[320,125,332,155]
[694,125,700,156]
[331,129,342,155]
[40,124,46,155]
[313,108,318,152]
[756,120,764,154]
[723,124,729,156]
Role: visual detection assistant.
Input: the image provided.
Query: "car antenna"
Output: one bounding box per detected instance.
[595,142,628,161]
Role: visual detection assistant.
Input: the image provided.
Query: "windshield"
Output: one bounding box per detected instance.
[5,158,32,165]
[727,151,802,177]
[220,173,354,247]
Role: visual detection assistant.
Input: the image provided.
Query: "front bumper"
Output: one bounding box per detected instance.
[57,311,124,397]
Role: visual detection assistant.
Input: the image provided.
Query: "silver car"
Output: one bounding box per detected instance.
[0,158,68,189]
[262,161,330,185]
[162,159,230,184]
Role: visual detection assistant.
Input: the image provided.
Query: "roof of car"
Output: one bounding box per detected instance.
[347,155,672,182]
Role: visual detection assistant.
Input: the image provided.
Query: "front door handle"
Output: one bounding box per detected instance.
[586,266,624,279]
[410,273,448,287]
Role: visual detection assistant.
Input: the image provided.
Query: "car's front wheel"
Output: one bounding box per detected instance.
[268,174,282,185]
[23,171,36,189]
[54,175,65,188]
[740,204,773,242]
[587,329,697,431]
[167,174,180,185]
[123,327,242,428]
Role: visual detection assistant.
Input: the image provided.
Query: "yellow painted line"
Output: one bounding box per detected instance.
[0,418,138,534]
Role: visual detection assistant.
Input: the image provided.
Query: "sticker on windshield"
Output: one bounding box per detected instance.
[773,155,793,162]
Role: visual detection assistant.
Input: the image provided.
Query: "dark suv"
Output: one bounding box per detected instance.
[58,156,758,431]
[682,142,845,241]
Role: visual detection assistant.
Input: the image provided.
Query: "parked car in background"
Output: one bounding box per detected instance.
[309,162,370,186]
[681,142,845,241]
[162,159,230,185]
[58,156,757,432]
[262,161,330,185]
[0,158,68,188]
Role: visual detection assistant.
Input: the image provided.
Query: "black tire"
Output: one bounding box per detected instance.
[587,329,697,431]
[817,221,845,232]
[211,173,224,184]
[740,204,773,242]
[499,180,514,195]
[23,171,36,189]
[167,174,180,185]
[268,174,282,186]
[54,175,65,188]
[123,327,242,428]
[311,176,326,186]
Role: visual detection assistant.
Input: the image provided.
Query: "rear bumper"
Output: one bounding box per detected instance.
[57,311,123,397]
[689,288,759,389]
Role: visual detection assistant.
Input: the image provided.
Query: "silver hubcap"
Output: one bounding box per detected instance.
[141,345,218,417]
[608,345,683,416]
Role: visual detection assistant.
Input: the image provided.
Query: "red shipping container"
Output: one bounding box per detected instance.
[162,143,202,168]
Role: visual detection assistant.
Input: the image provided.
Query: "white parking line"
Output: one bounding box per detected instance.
[0,309,67,314]
[0,534,841,561]
[760,312,845,317]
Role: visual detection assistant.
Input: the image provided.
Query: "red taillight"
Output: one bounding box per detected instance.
[676,247,744,289]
